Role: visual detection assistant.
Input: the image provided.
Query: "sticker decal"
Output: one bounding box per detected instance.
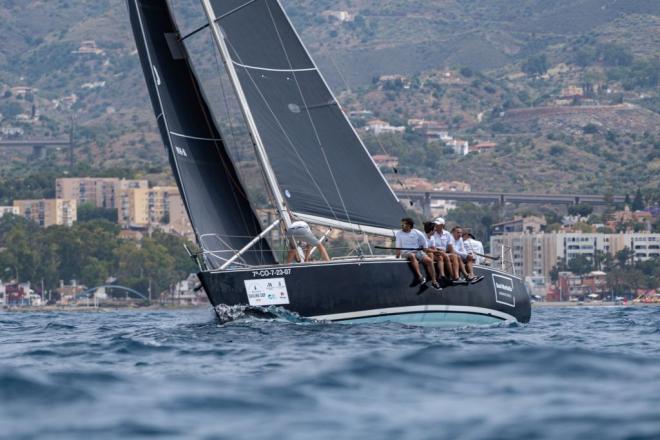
[244,278,290,306]
[492,274,516,307]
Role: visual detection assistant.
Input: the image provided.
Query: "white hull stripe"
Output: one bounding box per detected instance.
[170,131,223,142]
[232,60,317,73]
[311,305,517,322]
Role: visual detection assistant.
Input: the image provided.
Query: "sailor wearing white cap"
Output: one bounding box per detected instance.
[431,217,456,281]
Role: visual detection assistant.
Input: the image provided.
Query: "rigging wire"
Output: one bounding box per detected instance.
[209,33,278,264]
[219,36,340,225]
[177,26,269,266]
[265,0,367,249]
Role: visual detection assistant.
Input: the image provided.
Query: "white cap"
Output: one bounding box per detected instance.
[433,217,445,225]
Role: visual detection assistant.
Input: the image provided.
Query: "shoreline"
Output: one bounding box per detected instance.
[1,304,212,313]
[533,301,659,307]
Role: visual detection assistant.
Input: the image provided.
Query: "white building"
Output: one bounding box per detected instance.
[491,232,660,279]
[321,10,355,22]
[0,206,19,218]
[365,119,406,135]
[448,139,469,155]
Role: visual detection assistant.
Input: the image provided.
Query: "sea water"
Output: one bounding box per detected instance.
[1,306,659,440]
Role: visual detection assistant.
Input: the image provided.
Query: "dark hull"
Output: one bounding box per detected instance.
[199,259,531,325]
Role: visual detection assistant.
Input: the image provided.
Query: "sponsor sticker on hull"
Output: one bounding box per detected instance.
[492,274,516,307]
[244,278,290,306]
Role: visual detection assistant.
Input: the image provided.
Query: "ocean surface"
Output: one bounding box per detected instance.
[1,306,659,440]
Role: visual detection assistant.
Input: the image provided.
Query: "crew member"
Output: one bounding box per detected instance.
[286,219,330,263]
[424,221,446,280]
[451,226,480,282]
[396,218,440,289]
[463,230,485,265]
[432,217,457,281]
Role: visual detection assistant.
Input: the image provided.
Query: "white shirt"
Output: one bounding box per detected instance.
[432,229,453,251]
[464,238,485,264]
[425,234,436,249]
[289,220,309,230]
[452,236,468,258]
[395,229,427,254]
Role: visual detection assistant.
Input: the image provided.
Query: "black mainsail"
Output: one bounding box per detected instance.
[202,0,406,233]
[128,0,275,267]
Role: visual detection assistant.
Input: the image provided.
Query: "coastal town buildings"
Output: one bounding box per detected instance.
[8,177,193,236]
[118,186,193,237]
[365,119,405,135]
[56,177,148,210]
[469,141,497,153]
[372,154,399,172]
[492,215,546,235]
[551,271,609,302]
[491,231,660,279]
[13,198,77,227]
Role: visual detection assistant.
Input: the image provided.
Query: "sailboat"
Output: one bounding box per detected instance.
[128,0,531,325]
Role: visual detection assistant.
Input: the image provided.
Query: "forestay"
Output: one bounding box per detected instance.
[128,0,275,267]
[206,0,406,231]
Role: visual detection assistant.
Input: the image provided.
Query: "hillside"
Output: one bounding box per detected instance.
[0,0,657,197]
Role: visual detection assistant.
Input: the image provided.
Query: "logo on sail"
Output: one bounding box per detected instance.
[174,146,188,157]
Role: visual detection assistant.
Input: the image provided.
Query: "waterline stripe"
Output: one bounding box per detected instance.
[310,305,516,322]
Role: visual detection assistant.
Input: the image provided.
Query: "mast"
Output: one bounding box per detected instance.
[200,0,293,230]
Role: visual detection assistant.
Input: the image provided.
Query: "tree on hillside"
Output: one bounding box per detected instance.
[600,43,633,67]
[573,47,598,67]
[631,188,645,211]
[522,54,548,76]
[567,204,593,217]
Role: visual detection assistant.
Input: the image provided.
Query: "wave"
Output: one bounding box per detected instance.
[213,304,315,325]
[0,371,91,404]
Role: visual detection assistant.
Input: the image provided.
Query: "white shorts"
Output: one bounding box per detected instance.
[287,223,320,247]
[403,251,427,262]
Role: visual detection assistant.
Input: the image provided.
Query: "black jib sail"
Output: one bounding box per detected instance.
[204,0,406,232]
[128,0,275,267]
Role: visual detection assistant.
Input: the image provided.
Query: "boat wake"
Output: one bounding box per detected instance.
[213,304,315,325]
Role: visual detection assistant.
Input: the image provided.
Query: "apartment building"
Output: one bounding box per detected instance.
[56,177,148,209]
[118,186,192,236]
[491,232,660,278]
[13,199,77,227]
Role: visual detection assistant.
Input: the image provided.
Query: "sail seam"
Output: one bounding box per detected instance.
[231,60,316,73]
[169,131,223,142]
